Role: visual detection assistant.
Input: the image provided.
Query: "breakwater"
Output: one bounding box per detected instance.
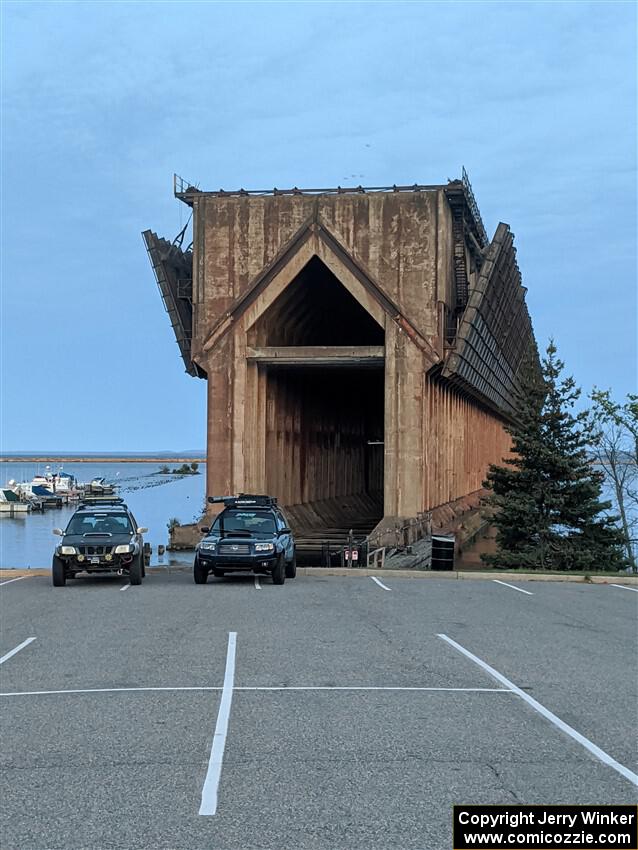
[1,457,206,464]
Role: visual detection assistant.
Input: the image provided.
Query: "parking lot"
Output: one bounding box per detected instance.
[1,571,637,850]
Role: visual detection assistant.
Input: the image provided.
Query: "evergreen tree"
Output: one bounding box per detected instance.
[483,341,626,571]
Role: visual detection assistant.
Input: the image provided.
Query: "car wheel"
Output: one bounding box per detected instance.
[129,553,143,585]
[194,555,209,584]
[285,548,297,579]
[52,555,66,587]
[272,552,286,585]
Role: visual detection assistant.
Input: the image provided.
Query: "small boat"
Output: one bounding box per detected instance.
[31,472,78,496]
[0,489,31,514]
[30,485,64,508]
[84,477,115,496]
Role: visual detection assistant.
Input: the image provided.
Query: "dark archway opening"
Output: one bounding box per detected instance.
[264,365,384,561]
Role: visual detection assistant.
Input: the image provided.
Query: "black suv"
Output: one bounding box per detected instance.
[52,499,148,587]
[194,495,296,585]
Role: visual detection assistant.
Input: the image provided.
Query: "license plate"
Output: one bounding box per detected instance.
[90,557,100,564]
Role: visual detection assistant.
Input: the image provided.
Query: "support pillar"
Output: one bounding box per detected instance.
[384,322,425,520]
[205,336,234,508]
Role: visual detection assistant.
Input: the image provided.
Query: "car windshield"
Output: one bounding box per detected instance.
[213,510,276,536]
[65,513,133,535]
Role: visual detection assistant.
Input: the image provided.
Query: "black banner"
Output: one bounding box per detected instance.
[453,805,637,850]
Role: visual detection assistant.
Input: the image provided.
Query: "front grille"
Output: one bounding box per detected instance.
[78,545,113,556]
[218,543,250,555]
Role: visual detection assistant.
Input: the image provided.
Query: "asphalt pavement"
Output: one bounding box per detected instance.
[1,570,636,850]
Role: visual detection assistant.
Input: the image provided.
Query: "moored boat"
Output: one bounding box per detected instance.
[0,489,31,513]
[84,477,116,496]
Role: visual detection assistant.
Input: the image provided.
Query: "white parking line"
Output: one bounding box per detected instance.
[0,685,514,697]
[235,686,512,692]
[492,579,533,595]
[120,583,131,592]
[254,577,261,590]
[438,633,638,788]
[0,637,36,666]
[0,576,30,587]
[199,631,237,816]
[0,686,222,697]
[371,576,391,591]
[610,584,638,593]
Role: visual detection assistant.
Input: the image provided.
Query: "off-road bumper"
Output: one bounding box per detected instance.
[197,551,279,572]
[60,553,135,572]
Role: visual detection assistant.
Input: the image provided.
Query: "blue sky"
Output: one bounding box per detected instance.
[1,0,636,452]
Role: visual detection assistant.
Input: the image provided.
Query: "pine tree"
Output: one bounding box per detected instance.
[482,341,626,571]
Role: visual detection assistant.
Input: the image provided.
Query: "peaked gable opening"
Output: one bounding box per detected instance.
[249,255,384,347]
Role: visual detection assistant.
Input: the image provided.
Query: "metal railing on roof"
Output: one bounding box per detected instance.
[173,172,442,199]
[461,167,489,247]
[174,174,200,195]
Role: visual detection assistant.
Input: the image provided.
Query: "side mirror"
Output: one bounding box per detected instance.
[200,527,210,534]
[279,527,291,535]
[52,528,64,536]
[137,527,148,534]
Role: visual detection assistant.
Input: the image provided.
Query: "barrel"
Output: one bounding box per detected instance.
[431,535,455,571]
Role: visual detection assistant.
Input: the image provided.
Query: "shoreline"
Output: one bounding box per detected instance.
[0,457,207,464]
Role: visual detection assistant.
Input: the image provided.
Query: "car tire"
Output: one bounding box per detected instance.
[129,553,143,585]
[272,553,286,585]
[52,555,66,587]
[194,555,209,584]
[285,548,297,579]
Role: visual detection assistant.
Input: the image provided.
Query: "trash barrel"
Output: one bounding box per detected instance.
[431,534,455,570]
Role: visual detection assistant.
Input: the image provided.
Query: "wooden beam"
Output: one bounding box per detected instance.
[245,346,384,366]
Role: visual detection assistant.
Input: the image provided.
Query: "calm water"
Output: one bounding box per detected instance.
[0,462,205,569]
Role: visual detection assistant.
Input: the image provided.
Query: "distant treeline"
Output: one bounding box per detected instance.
[156,463,201,475]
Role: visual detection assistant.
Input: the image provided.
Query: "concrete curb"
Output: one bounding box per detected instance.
[2,567,636,585]
[297,568,638,585]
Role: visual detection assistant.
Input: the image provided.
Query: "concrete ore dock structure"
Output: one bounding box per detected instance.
[144,171,535,554]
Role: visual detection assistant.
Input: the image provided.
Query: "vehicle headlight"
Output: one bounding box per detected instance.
[254,543,275,552]
[114,544,134,554]
[60,546,77,555]
[105,553,113,562]
[200,542,216,551]
[77,554,85,562]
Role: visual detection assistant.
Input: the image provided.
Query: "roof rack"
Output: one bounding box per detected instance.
[79,497,126,507]
[207,494,278,508]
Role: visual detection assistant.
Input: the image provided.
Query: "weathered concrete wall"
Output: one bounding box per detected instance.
[192,190,443,361]
[423,377,510,510]
[185,186,518,536]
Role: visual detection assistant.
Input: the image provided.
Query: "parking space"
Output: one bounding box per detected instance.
[377,577,638,769]
[218,687,634,844]
[0,572,636,849]
[0,690,222,850]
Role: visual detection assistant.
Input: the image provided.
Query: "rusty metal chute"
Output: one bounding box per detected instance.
[142,230,205,379]
[442,222,536,420]
[444,168,490,334]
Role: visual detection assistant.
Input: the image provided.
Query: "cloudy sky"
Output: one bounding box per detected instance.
[1,0,636,451]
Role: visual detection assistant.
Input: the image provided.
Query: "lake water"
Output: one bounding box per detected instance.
[0,462,205,569]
